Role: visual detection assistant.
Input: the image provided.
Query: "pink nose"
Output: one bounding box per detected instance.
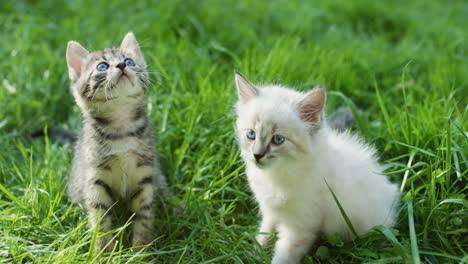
[116,62,126,71]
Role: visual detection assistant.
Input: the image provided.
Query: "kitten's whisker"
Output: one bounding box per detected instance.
[137,74,158,86]
[90,86,99,102]
[104,79,113,101]
[88,78,108,102]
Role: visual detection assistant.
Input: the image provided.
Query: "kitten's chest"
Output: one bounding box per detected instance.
[247,168,322,212]
[99,138,152,198]
[249,175,290,209]
[107,136,142,154]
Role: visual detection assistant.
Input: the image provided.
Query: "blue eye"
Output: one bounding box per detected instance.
[246,129,256,140]
[272,135,285,145]
[96,62,109,71]
[124,58,136,67]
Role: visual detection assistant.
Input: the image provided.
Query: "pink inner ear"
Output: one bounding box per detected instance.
[121,33,142,58]
[299,89,326,123]
[235,73,258,103]
[66,42,89,80]
[300,104,321,123]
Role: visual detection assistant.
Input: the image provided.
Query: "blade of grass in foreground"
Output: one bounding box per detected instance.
[407,197,421,264]
[374,80,396,140]
[376,225,409,261]
[324,178,358,238]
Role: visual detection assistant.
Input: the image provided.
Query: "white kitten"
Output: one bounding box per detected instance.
[234,72,399,264]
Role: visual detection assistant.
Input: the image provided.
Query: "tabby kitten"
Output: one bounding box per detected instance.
[234,72,399,264]
[66,32,168,252]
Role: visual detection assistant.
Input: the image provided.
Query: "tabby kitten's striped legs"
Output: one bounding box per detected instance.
[86,181,116,253]
[130,177,155,247]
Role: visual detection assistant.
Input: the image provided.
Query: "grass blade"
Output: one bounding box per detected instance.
[407,197,421,264]
[324,178,358,238]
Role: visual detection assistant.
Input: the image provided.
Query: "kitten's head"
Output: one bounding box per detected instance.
[66,32,149,106]
[234,72,326,169]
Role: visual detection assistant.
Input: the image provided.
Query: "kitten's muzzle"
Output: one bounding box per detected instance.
[116,62,126,71]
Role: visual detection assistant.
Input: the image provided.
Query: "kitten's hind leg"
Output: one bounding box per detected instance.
[130,177,155,247]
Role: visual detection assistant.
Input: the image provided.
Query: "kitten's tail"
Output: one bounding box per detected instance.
[330,107,354,132]
[30,127,77,144]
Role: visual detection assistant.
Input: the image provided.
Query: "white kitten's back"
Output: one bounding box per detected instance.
[323,129,398,235]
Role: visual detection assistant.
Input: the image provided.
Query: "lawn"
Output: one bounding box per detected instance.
[0,0,466,263]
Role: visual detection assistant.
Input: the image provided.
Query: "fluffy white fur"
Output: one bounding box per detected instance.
[234,73,399,264]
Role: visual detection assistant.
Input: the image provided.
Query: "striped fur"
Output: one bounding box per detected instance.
[66,32,169,253]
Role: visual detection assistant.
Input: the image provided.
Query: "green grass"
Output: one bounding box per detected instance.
[0,0,467,263]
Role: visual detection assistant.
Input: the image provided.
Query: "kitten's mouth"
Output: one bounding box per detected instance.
[115,73,131,85]
[255,160,267,168]
[254,156,275,168]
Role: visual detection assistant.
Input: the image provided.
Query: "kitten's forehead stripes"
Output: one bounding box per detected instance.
[89,48,126,63]
[78,48,149,101]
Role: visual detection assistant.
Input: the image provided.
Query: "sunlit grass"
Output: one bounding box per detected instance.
[0,0,466,263]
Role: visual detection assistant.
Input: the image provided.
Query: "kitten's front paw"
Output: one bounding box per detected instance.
[256,234,271,247]
[96,236,117,253]
[132,232,154,248]
[271,254,297,264]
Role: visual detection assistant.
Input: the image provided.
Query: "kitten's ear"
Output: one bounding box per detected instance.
[66,41,89,82]
[298,86,326,123]
[120,32,145,65]
[235,72,259,103]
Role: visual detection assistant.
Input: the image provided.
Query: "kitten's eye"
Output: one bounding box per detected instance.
[246,129,256,140]
[124,58,136,67]
[271,135,285,145]
[96,62,109,71]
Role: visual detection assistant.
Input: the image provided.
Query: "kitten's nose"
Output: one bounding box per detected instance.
[254,153,265,162]
[116,62,126,71]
